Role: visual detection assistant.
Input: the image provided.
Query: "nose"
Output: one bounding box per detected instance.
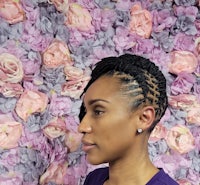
[78,116,92,134]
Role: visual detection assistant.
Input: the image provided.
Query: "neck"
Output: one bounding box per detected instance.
[105,139,158,185]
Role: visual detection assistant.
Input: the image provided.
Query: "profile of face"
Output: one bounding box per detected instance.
[78,75,154,165]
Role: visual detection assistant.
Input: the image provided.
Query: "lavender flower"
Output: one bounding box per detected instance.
[0,96,17,113]
[94,0,116,9]
[14,147,48,183]
[174,0,196,6]
[151,30,174,52]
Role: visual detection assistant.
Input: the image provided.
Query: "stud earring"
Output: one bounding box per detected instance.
[137,128,143,134]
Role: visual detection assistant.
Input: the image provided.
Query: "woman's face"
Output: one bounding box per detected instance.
[78,75,141,165]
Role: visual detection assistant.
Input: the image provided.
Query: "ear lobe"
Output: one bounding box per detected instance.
[139,106,155,129]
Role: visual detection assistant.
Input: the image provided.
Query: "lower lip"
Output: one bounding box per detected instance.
[82,144,96,152]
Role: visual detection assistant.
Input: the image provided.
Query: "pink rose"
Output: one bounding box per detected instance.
[149,123,167,142]
[0,0,25,24]
[129,4,152,38]
[0,82,23,97]
[186,105,200,125]
[43,117,67,139]
[177,179,192,185]
[39,162,68,185]
[49,0,69,13]
[65,3,93,32]
[0,114,23,149]
[61,76,90,99]
[0,53,24,83]
[42,40,72,68]
[64,131,82,152]
[165,125,195,154]
[15,90,48,121]
[168,51,198,75]
[64,65,84,80]
[168,94,198,110]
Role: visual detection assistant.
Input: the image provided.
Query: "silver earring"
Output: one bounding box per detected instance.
[137,128,143,134]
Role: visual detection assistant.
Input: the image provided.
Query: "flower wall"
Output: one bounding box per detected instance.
[0,0,200,185]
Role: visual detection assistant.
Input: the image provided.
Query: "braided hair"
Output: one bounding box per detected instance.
[79,54,168,132]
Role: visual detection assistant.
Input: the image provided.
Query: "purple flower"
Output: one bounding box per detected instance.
[94,0,115,9]
[173,32,195,51]
[152,9,176,33]
[21,21,53,52]
[0,96,17,113]
[0,149,20,169]
[151,30,174,52]
[40,66,66,94]
[91,8,117,31]
[174,0,196,6]
[19,128,52,159]
[171,72,196,95]
[148,0,173,11]
[193,82,200,102]
[49,95,72,116]
[171,6,198,35]
[131,36,154,56]
[14,147,49,183]
[79,0,96,10]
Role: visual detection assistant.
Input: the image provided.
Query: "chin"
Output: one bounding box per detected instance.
[87,155,107,165]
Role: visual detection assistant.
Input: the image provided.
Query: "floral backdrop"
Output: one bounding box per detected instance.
[0,0,200,184]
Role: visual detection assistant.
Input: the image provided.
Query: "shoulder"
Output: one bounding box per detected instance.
[147,169,179,185]
[83,167,109,185]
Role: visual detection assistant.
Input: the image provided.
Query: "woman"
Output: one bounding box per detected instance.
[78,54,178,185]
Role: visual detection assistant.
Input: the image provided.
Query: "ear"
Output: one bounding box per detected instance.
[138,106,155,130]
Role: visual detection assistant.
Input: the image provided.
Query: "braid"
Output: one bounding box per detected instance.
[79,54,168,132]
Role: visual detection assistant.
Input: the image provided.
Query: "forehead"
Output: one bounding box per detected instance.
[83,76,122,103]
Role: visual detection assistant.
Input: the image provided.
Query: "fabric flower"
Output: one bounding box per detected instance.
[168,51,198,75]
[43,117,67,139]
[172,6,198,35]
[129,4,152,38]
[21,21,52,52]
[149,123,167,142]
[0,116,23,149]
[177,179,192,185]
[39,162,68,185]
[0,82,23,98]
[49,95,72,116]
[91,8,117,31]
[170,72,196,95]
[0,53,24,84]
[186,105,200,126]
[152,9,176,33]
[61,76,90,99]
[42,40,72,68]
[165,125,195,154]
[15,90,48,121]
[174,33,195,52]
[49,0,69,13]
[0,0,25,24]
[14,147,49,183]
[64,131,82,152]
[168,94,198,110]
[0,172,23,185]
[64,65,84,81]
[65,3,93,32]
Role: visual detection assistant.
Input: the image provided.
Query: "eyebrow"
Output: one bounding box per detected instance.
[87,99,110,105]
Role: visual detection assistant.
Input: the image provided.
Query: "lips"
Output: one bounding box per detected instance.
[82,140,96,152]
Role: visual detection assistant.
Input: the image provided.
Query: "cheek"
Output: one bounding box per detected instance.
[96,116,135,148]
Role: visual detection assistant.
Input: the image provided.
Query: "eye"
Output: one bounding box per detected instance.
[94,109,104,116]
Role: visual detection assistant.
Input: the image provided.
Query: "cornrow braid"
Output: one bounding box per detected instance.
[79,54,168,132]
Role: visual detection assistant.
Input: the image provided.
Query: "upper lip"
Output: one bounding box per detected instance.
[82,139,95,145]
